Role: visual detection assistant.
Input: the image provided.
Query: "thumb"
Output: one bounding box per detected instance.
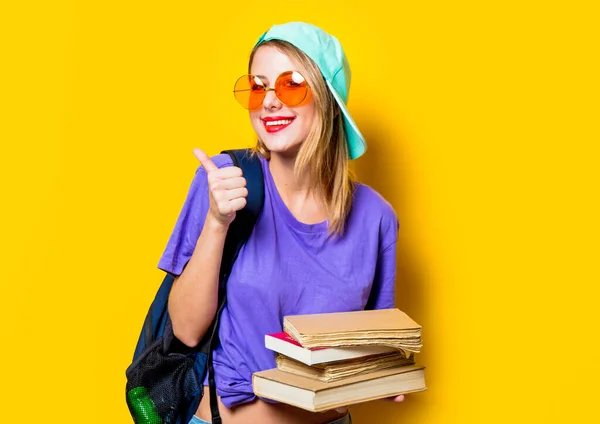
[193,148,218,173]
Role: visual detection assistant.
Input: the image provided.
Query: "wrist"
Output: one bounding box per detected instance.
[204,213,230,234]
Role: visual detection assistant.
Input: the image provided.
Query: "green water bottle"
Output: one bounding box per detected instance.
[127,386,163,424]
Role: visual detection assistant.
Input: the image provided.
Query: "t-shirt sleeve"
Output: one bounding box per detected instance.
[157,165,210,277]
[365,215,399,310]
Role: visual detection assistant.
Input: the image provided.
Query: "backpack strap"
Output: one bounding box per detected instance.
[217,149,265,281]
[208,148,264,424]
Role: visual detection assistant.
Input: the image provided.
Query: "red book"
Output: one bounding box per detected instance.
[265,332,396,366]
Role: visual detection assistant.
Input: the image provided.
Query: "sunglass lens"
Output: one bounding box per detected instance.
[234,75,265,110]
[276,71,308,107]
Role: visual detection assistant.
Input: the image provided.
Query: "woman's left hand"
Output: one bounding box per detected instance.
[386,394,405,402]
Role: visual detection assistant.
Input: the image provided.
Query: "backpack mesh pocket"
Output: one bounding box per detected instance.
[126,338,201,423]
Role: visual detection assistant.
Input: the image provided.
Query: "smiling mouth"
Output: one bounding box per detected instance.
[262,118,295,133]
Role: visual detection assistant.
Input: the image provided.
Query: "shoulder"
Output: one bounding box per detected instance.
[353,182,398,223]
[351,182,399,247]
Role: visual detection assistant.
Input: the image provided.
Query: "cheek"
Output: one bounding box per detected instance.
[299,104,316,131]
[297,88,313,107]
[249,111,263,130]
[297,93,316,131]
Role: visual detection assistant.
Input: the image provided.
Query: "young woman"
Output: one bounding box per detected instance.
[158,22,403,424]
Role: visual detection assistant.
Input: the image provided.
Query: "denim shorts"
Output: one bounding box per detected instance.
[189,412,352,424]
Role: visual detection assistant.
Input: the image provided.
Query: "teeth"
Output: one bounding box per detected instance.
[265,119,293,126]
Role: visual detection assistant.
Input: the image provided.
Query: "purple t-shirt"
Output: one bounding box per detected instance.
[158,153,399,408]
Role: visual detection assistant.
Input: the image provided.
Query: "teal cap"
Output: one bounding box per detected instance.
[255,22,366,160]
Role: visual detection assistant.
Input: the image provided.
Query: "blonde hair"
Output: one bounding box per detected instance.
[249,40,355,236]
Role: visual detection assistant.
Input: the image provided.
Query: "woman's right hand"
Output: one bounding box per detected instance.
[193,148,248,228]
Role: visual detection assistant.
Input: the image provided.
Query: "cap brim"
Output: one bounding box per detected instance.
[325,80,367,160]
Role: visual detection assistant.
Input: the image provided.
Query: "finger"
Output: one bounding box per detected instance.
[210,177,247,191]
[193,148,218,173]
[225,187,248,201]
[382,394,405,402]
[209,166,243,181]
[228,197,247,212]
[215,195,247,214]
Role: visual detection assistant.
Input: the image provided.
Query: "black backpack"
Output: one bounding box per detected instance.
[125,149,264,424]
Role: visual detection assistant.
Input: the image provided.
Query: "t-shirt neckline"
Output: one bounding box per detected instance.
[261,156,329,234]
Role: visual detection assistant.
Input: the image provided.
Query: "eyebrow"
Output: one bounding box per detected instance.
[251,71,301,85]
[253,71,299,81]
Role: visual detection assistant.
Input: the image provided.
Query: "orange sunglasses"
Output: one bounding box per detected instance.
[233,71,311,110]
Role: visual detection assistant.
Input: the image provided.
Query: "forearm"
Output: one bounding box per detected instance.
[167,214,229,347]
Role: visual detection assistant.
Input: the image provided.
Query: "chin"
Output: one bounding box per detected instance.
[260,135,303,156]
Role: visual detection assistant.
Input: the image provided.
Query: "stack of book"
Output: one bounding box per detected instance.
[252,308,426,412]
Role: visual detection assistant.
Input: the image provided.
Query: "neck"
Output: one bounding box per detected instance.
[268,151,327,224]
[268,151,311,194]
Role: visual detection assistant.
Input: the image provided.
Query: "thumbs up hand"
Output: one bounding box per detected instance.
[193,148,248,227]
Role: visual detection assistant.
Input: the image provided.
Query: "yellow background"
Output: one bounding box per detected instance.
[1,1,598,422]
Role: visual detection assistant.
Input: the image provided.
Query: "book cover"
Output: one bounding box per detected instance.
[253,364,426,412]
[284,308,421,335]
[283,308,423,355]
[265,332,397,365]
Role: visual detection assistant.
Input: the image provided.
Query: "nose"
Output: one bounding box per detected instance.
[263,89,282,111]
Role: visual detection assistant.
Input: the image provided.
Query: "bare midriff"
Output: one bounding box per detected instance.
[194,386,347,424]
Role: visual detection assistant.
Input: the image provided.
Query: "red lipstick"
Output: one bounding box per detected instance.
[262,116,296,133]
